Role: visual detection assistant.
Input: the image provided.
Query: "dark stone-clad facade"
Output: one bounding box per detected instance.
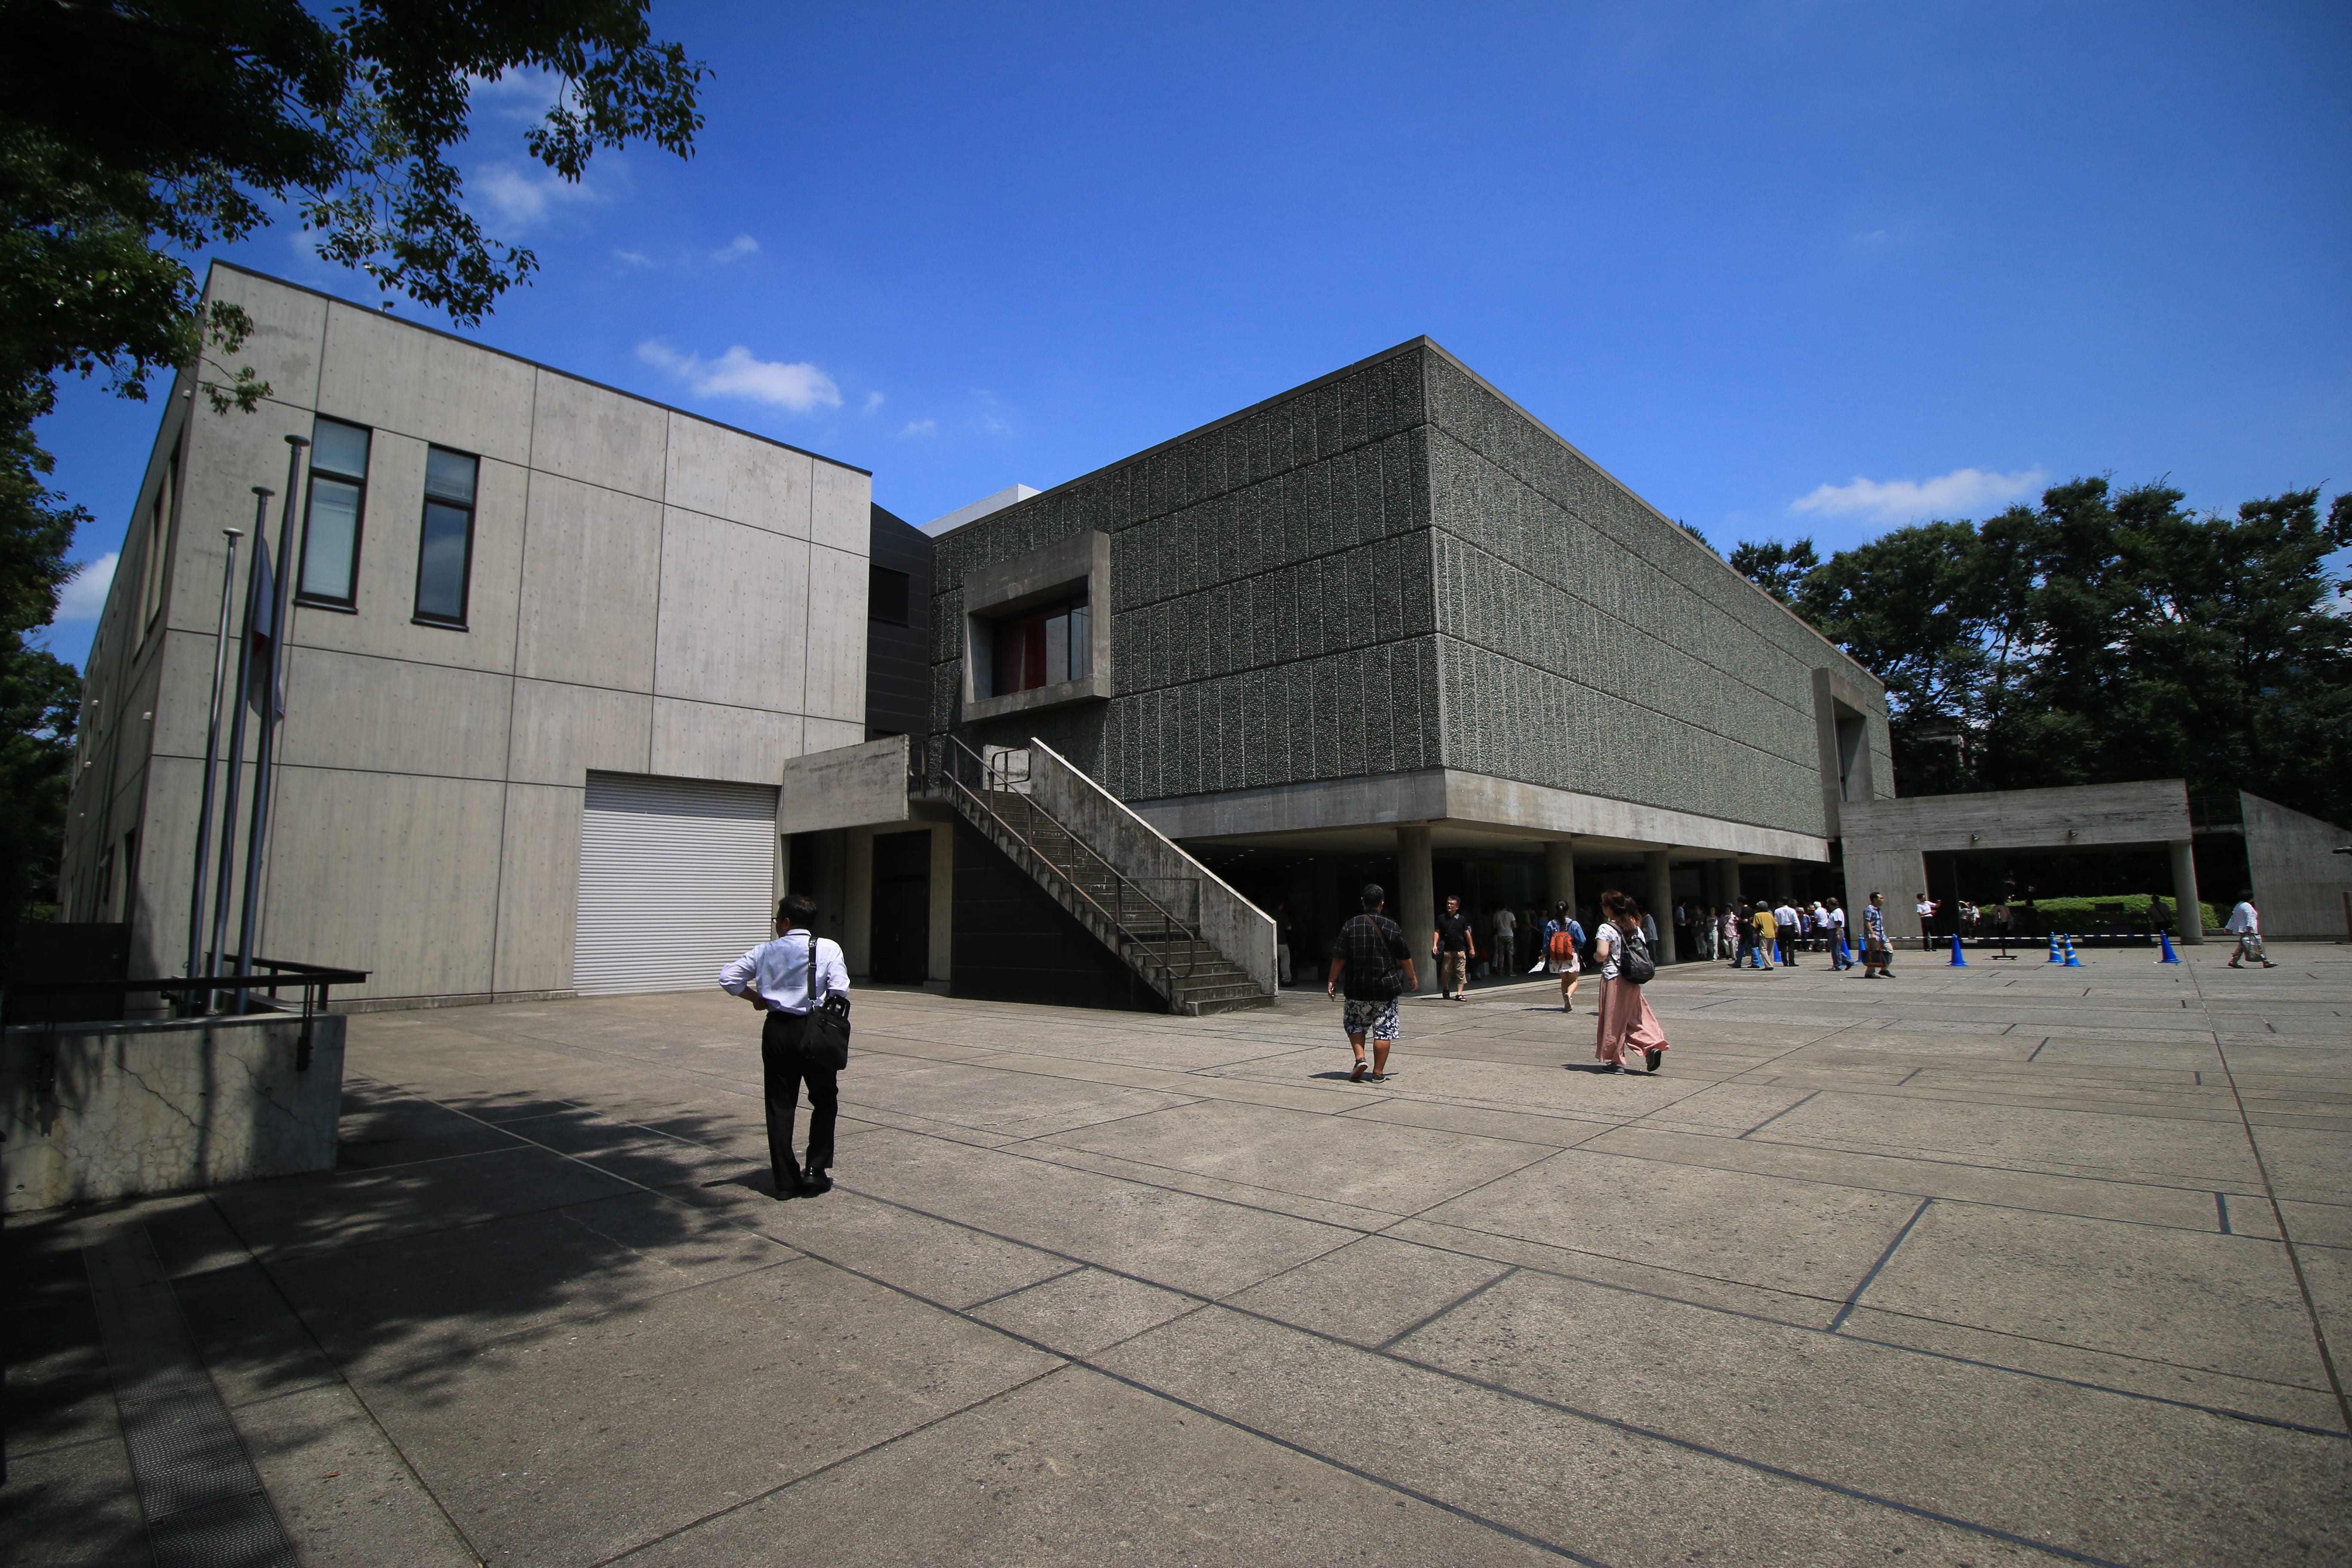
[927,338,1889,846]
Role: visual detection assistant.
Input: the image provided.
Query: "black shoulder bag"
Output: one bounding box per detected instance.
[1357,915,1406,999]
[796,933,851,1070]
[1616,927,1657,986]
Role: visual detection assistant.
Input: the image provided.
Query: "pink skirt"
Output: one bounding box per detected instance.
[1595,975,1669,1065]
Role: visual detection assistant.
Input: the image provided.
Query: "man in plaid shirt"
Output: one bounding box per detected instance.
[1327,883,1419,1083]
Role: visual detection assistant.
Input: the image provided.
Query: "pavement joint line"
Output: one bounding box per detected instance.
[1735,1090,1821,1139]
[2195,968,2352,1435]
[1828,1197,1934,1333]
[956,1263,1090,1314]
[1374,1265,1522,1351]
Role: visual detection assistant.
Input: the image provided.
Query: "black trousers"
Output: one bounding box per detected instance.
[761,1009,839,1178]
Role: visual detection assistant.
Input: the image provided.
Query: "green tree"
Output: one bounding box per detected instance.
[0,0,705,952]
[1728,536,1819,603]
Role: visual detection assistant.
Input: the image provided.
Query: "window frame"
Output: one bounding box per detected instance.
[869,564,911,627]
[296,418,373,610]
[410,444,480,630]
[137,437,180,643]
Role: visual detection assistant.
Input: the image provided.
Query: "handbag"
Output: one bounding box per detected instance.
[804,990,851,1071]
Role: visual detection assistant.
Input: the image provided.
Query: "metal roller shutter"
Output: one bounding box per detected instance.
[575,772,778,995]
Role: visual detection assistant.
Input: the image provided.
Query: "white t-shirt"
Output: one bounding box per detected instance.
[2226,901,2259,935]
[1493,910,1517,939]
[1829,907,1847,930]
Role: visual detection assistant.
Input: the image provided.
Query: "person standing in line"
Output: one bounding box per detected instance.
[1491,903,1518,983]
[1639,903,1660,954]
[1861,891,1895,978]
[1592,889,1669,1074]
[1720,904,1740,965]
[1329,883,1418,1080]
[1749,900,1778,970]
[1542,900,1585,1011]
[720,894,850,1200]
[1774,897,1801,965]
[2225,890,2276,968]
[1917,892,1939,952]
[1826,896,1853,969]
[1433,894,1477,999]
[1274,901,1294,986]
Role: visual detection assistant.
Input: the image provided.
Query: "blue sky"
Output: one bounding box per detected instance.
[36,0,2351,669]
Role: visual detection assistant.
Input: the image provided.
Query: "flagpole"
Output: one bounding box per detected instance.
[234,434,309,1013]
[206,486,273,1006]
[183,512,254,1011]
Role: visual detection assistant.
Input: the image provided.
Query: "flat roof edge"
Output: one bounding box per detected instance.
[206,260,872,477]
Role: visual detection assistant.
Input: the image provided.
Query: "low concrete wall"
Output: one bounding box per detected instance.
[1025,738,1278,998]
[1,1011,345,1212]
[2243,792,2352,940]
[780,734,911,834]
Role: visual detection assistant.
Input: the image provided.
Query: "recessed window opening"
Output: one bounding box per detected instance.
[869,565,910,626]
[138,438,180,640]
[991,598,1089,696]
[299,418,371,606]
[1835,714,1867,802]
[413,446,478,628]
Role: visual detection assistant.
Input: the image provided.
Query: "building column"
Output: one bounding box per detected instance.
[1545,837,1576,913]
[1397,825,1435,966]
[1770,861,1795,904]
[928,821,954,979]
[845,825,875,978]
[2168,839,2204,945]
[1721,857,1743,908]
[1644,849,1678,965]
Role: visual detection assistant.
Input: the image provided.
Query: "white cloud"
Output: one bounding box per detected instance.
[469,67,569,123]
[637,341,841,413]
[56,553,116,621]
[862,391,886,414]
[712,233,760,262]
[471,161,601,230]
[613,248,654,268]
[1790,466,2049,526]
[899,419,937,438]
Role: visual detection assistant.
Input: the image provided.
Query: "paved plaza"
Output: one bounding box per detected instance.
[9,945,2351,1565]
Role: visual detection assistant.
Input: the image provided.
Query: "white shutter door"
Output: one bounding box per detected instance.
[575,773,778,995]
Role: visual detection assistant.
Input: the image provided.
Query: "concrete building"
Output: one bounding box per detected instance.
[65,286,1905,1015]
[920,337,1894,969]
[62,263,876,1007]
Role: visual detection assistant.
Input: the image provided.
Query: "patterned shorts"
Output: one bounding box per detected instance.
[1342,997,1401,1041]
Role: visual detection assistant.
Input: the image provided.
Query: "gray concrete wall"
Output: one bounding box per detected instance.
[60,264,873,1005]
[1418,351,1891,841]
[924,339,1888,853]
[780,735,912,834]
[1024,740,1278,996]
[2242,792,2352,940]
[1,1011,346,1211]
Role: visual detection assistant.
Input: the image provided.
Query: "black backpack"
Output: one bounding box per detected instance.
[1615,927,1657,986]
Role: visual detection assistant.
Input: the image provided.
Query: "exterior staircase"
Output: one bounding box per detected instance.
[940,740,1275,1016]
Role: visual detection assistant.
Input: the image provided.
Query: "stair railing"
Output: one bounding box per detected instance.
[942,735,1202,999]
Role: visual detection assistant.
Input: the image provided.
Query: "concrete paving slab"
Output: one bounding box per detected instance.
[349,1255,1061,1568]
[1095,1305,2043,1567]
[1856,1200,2331,1387]
[207,1145,639,1261]
[0,1440,154,1566]
[1417,1146,1926,1302]
[683,1183,1074,1309]
[1222,1234,1512,1347]
[1744,1089,2267,1185]
[620,1363,1564,1567]
[966,1268,1200,1356]
[226,1383,478,1568]
[1396,1265,2352,1566]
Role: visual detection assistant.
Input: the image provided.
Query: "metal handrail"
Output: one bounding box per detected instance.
[6,956,371,1071]
[940,735,1203,1001]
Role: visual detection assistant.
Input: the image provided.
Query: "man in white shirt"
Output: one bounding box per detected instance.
[1490,905,1517,979]
[2225,890,2276,969]
[1917,894,1939,952]
[1774,901,1800,966]
[1826,898,1852,969]
[721,893,852,1197]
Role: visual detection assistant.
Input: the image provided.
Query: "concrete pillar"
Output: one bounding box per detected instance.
[1770,861,1795,904]
[1544,837,1576,912]
[845,825,875,978]
[2168,839,2203,945]
[1397,825,1435,964]
[928,822,954,979]
[1644,849,1678,965]
[1721,858,1743,908]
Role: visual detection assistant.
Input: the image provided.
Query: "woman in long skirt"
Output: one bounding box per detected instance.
[1592,889,1669,1074]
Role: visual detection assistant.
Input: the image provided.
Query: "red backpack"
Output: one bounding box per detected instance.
[1547,928,1576,962]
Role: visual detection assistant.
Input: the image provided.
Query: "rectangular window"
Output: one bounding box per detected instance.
[989,597,1090,696]
[137,439,179,640]
[299,418,371,606]
[413,446,478,627]
[869,565,910,626]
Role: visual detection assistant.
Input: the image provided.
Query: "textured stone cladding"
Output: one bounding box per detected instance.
[928,350,1443,802]
[1421,352,1892,838]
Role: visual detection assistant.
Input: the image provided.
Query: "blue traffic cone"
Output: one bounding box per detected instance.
[1948,931,1968,966]
[2157,930,2182,964]
[2047,933,2064,963]
[2062,935,2082,967]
